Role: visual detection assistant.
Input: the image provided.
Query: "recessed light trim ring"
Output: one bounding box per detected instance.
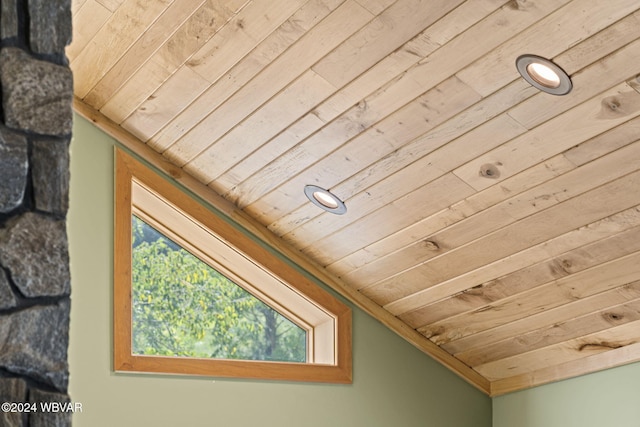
[516,54,572,95]
[304,185,347,215]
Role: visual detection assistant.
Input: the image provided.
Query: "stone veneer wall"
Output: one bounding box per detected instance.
[0,0,73,426]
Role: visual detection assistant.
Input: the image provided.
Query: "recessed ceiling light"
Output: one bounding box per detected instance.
[516,54,572,95]
[304,185,347,215]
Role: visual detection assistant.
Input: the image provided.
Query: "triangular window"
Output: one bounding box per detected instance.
[114,149,351,383]
[131,215,307,363]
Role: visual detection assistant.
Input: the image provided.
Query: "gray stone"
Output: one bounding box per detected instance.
[29,389,72,427]
[1,0,18,39]
[0,213,70,297]
[0,378,27,427]
[29,0,72,55]
[32,139,71,216]
[0,301,70,391]
[0,126,28,212]
[0,377,27,399]
[0,268,18,309]
[0,48,73,136]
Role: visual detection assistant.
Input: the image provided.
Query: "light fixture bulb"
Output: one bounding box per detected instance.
[313,191,339,209]
[516,54,572,95]
[304,185,347,215]
[526,62,561,88]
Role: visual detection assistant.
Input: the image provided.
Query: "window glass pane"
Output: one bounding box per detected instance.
[131,215,307,362]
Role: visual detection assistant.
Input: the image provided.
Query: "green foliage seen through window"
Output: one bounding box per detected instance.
[131,215,307,362]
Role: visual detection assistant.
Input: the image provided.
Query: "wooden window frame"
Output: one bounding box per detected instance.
[114,149,352,383]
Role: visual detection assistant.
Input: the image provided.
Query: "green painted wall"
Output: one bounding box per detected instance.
[68,115,491,426]
[493,362,640,427]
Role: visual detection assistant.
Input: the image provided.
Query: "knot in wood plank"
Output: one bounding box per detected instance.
[479,163,501,179]
[421,239,440,251]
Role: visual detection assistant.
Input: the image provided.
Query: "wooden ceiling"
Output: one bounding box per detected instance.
[68,0,640,395]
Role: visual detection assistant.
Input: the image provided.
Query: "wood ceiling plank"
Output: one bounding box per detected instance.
[215,113,328,195]
[354,0,396,15]
[221,0,510,208]
[365,0,530,97]
[229,30,640,233]
[490,340,640,396]
[421,250,640,346]
[353,138,640,288]
[159,0,540,198]
[300,114,526,272]
[72,0,175,99]
[186,0,311,81]
[183,70,337,185]
[310,0,509,121]
[367,168,640,307]
[553,10,640,80]
[563,116,640,166]
[475,318,640,380]
[72,0,89,15]
[361,117,640,308]
[151,0,242,72]
[334,153,571,278]
[322,81,531,205]
[83,0,228,110]
[93,0,259,124]
[310,0,509,122]
[311,52,424,124]
[270,77,481,236]
[96,0,124,13]
[292,115,524,244]
[99,59,171,123]
[508,37,640,130]
[66,0,111,62]
[454,83,640,192]
[249,0,612,233]
[243,76,480,227]
[405,0,512,50]
[309,13,640,270]
[298,174,475,264]
[456,0,640,97]
[442,275,640,355]
[214,0,507,196]
[458,296,640,368]
[121,66,211,141]
[160,0,373,166]
[146,0,344,150]
[401,223,640,329]
[225,0,251,12]
[429,139,640,258]
[162,0,516,176]
[321,81,538,274]
[311,0,465,87]
[84,0,209,109]
[227,73,441,211]
[404,0,569,92]
[385,205,640,318]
